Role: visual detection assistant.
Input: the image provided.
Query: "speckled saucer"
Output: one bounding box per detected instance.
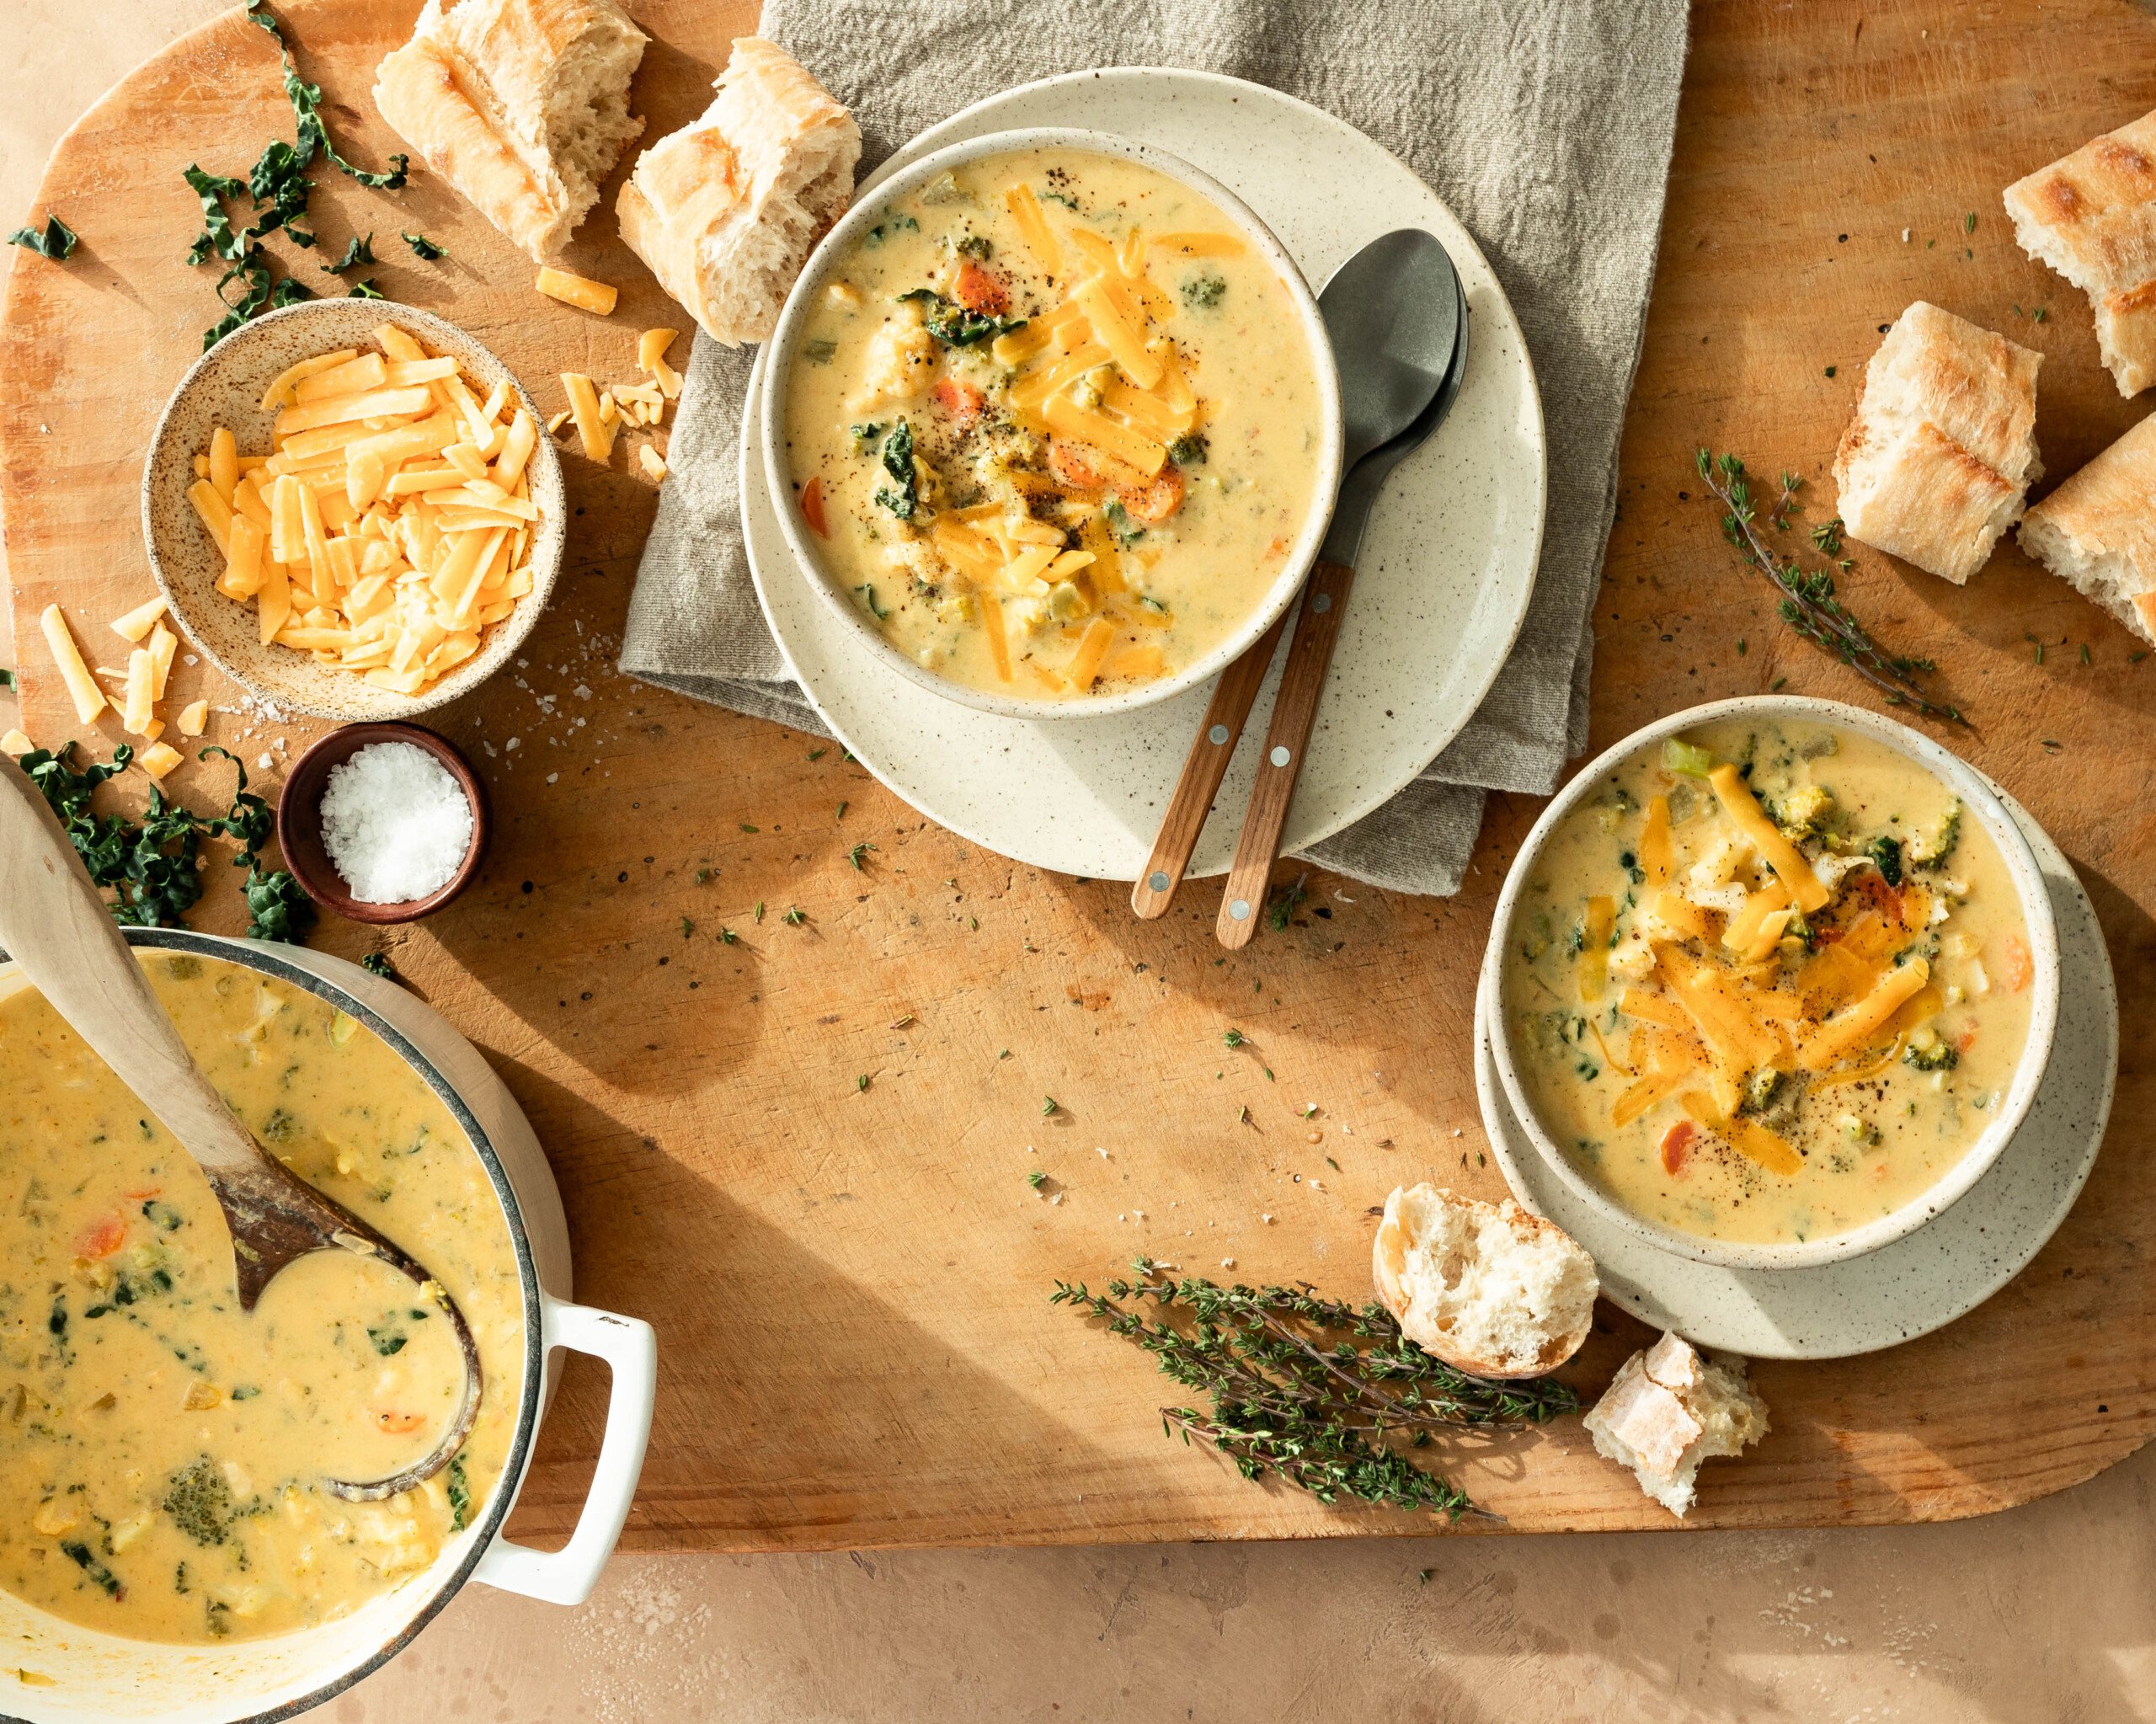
[740,68,1546,880]
[1474,788,2117,1359]
[141,299,566,722]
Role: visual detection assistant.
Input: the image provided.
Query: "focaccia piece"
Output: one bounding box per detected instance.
[2095,279,2156,398]
[1371,1183,1598,1378]
[374,0,648,262]
[1832,303,2041,584]
[616,37,861,347]
[2017,412,2156,647]
[1582,1332,1769,1518]
[2004,109,2156,297]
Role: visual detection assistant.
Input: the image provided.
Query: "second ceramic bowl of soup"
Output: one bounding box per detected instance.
[1481,696,2061,1273]
[763,126,1342,719]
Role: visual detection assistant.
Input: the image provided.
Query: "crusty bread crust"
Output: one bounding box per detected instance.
[372,0,647,263]
[2005,109,2156,296]
[616,37,861,347]
[1582,1332,1769,1518]
[1832,303,2040,584]
[2095,279,2156,398]
[2018,413,2156,648]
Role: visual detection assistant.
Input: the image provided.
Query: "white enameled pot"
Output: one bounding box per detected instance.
[760,125,1345,722]
[0,931,656,1723]
[1480,696,2063,1273]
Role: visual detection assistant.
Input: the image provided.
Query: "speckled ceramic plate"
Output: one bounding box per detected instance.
[742,68,1545,880]
[1475,787,2117,1359]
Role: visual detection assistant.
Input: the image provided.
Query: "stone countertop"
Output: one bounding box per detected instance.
[3,6,2151,1720]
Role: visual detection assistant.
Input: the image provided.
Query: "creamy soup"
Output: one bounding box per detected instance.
[782,146,1326,700]
[0,953,524,1644]
[1502,719,2035,1246]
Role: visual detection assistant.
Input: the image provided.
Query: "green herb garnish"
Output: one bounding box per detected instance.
[446,1454,471,1531]
[1181,273,1226,310]
[1052,1264,1576,1520]
[1694,451,1964,723]
[853,583,890,622]
[1102,498,1143,548]
[8,215,78,260]
[360,951,398,981]
[894,286,1026,347]
[1167,432,1208,465]
[323,232,374,272]
[347,277,384,301]
[403,231,445,260]
[873,419,918,520]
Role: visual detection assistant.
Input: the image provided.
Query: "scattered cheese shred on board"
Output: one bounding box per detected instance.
[535,266,617,316]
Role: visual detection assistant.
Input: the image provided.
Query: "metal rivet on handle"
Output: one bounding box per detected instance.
[1148,872,1170,893]
[1269,745,1291,767]
[1312,593,1331,614]
[1208,724,1230,746]
[1228,899,1251,921]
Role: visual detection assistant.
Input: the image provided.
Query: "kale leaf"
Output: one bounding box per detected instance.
[323,232,375,272]
[402,231,445,260]
[873,419,918,520]
[8,215,79,260]
[895,286,1026,347]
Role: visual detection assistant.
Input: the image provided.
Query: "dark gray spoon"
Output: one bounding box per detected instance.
[1130,229,1466,921]
[0,759,481,1501]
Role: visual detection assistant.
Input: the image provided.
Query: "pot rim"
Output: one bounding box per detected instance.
[0,928,547,1721]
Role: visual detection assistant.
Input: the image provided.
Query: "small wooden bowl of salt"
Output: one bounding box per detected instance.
[277,723,488,923]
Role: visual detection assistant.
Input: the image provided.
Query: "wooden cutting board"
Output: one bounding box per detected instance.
[3,0,2153,1548]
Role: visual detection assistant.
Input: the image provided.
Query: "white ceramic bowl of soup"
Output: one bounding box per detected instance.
[1482,696,2061,1273]
[762,126,1342,719]
[0,931,654,1724]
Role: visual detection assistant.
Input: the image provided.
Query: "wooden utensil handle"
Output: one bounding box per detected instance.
[1215,559,1358,948]
[0,760,263,1172]
[1129,611,1291,918]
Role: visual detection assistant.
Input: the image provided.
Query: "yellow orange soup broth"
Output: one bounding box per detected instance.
[1502,720,2034,1246]
[783,147,1323,699]
[0,953,523,1643]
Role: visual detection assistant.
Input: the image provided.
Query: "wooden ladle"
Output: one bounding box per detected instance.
[0,758,480,1501]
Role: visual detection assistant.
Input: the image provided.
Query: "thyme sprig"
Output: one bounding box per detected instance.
[1053,1262,1577,1520]
[1694,450,1965,724]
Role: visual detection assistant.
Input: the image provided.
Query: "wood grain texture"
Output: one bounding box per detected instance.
[1216,560,1357,948]
[1,0,2153,1550]
[1129,611,1287,920]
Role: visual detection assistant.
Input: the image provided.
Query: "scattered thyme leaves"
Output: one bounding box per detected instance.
[1694,451,1965,723]
[847,842,877,871]
[1052,1264,1576,1519]
[1265,873,1309,931]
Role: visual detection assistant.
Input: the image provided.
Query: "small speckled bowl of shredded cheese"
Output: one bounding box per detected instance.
[276,723,488,921]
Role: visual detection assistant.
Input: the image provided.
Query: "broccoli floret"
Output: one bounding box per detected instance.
[162,1457,234,1547]
[1774,782,1836,843]
[1902,1034,1957,1073]
[1907,800,1962,870]
[1743,1067,1787,1113]
[1868,835,1904,888]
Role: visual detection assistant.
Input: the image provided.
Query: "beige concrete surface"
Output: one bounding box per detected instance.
[5,7,2153,1721]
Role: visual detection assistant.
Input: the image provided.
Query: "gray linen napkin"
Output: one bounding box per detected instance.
[620,0,1688,894]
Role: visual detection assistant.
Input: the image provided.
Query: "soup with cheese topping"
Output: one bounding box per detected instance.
[0,951,523,1643]
[782,145,1326,701]
[1501,719,2035,1247]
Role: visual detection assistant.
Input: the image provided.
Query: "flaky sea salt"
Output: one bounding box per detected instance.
[320,742,473,904]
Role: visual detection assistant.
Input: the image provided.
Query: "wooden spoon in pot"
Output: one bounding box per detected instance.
[0,758,481,1501]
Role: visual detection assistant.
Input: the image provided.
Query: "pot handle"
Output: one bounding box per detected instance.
[473,1295,657,1606]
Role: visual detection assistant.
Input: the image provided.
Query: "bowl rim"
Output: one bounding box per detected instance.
[1480,694,2064,1273]
[275,722,492,924]
[760,124,1345,721]
[0,928,547,1722]
[138,298,566,723]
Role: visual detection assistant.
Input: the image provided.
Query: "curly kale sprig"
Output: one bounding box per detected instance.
[1694,451,1966,725]
[1052,1262,1577,1520]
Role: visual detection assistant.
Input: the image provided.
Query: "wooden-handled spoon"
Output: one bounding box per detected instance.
[1131,229,1467,923]
[1217,234,1470,946]
[0,758,481,1500]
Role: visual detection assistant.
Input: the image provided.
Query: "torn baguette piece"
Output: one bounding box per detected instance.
[374,0,648,263]
[1372,1184,1598,1378]
[1832,302,2041,584]
[1582,1332,1769,1518]
[2005,109,2156,395]
[616,37,860,346]
[2017,411,2156,647]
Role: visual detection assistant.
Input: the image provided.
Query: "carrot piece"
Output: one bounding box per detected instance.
[75,1216,127,1259]
[1999,934,2032,991]
[376,1411,427,1434]
[1114,464,1185,524]
[799,476,828,537]
[1659,1119,1697,1174]
[953,260,1010,316]
[931,376,985,424]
